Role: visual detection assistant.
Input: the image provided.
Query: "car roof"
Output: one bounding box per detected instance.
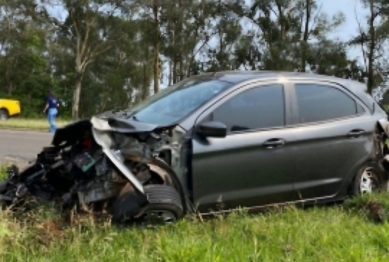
[192,70,375,112]
[195,70,359,86]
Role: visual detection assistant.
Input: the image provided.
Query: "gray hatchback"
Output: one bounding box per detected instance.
[5,71,389,224]
[115,70,389,215]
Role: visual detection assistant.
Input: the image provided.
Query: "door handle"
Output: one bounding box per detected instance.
[347,129,366,138]
[263,138,284,149]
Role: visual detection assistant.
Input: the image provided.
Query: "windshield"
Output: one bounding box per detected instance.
[127,78,233,126]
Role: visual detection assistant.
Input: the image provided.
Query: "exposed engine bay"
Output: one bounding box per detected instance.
[375,120,389,185]
[0,116,188,224]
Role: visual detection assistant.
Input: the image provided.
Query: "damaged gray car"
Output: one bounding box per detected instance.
[2,71,389,224]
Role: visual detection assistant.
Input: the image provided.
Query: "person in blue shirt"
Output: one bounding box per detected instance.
[43,92,60,133]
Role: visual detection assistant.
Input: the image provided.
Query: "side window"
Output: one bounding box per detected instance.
[212,84,285,132]
[295,83,359,124]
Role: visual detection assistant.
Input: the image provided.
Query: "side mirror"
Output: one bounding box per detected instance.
[196,121,227,138]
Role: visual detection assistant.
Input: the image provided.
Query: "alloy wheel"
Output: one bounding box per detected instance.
[0,113,7,121]
[360,168,380,194]
[141,210,177,225]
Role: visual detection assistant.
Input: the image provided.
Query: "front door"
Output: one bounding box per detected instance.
[191,82,297,213]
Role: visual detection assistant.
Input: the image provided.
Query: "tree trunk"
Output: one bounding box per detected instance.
[7,81,13,96]
[142,63,148,100]
[168,60,173,86]
[178,0,183,80]
[274,0,285,39]
[179,56,183,81]
[153,0,159,94]
[301,0,311,72]
[367,0,376,94]
[219,26,223,69]
[173,58,177,84]
[72,76,82,119]
[5,59,13,96]
[153,43,159,94]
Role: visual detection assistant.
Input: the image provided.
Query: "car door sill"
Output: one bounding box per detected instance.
[198,195,334,216]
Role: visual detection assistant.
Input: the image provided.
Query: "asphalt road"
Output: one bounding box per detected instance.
[0,129,53,166]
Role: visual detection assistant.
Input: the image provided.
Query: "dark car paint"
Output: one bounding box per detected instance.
[177,73,387,213]
[191,126,298,211]
[284,80,377,201]
[52,119,92,146]
[60,71,388,215]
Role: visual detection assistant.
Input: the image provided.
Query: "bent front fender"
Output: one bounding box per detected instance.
[103,148,145,195]
[90,117,146,197]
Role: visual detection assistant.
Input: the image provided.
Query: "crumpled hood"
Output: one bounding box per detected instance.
[106,118,160,133]
[95,109,129,120]
[51,115,175,147]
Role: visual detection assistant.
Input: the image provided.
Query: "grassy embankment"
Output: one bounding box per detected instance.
[0,118,70,131]
[0,166,389,261]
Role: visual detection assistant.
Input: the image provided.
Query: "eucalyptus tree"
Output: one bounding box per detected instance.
[245,0,345,72]
[43,0,125,119]
[349,0,389,94]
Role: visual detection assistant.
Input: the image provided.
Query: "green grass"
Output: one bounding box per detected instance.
[1,165,389,261]
[0,166,5,179]
[0,118,70,131]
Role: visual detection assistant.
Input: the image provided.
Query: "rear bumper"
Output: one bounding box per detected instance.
[9,113,20,118]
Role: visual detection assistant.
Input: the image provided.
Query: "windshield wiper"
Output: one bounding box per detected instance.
[111,107,129,117]
[131,115,138,121]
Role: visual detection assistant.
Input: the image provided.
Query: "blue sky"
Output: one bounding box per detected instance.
[322,0,368,61]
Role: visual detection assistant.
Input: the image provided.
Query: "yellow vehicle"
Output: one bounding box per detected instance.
[0,99,21,120]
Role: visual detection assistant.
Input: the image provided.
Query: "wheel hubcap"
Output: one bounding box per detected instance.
[142,210,176,225]
[360,169,379,194]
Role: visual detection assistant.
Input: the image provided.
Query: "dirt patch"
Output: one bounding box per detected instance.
[36,220,64,237]
[365,201,386,223]
[33,219,66,247]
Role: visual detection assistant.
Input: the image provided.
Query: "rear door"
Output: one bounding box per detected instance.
[289,81,376,200]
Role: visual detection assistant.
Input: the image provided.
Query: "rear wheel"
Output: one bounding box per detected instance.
[0,109,9,121]
[352,164,386,195]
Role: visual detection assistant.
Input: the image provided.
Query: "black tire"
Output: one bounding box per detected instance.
[0,109,9,121]
[142,184,184,224]
[112,183,143,223]
[112,184,183,225]
[0,179,9,194]
[152,158,188,215]
[352,163,386,195]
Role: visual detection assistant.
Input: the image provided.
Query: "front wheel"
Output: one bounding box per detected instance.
[112,184,184,225]
[352,164,386,195]
[139,184,184,225]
